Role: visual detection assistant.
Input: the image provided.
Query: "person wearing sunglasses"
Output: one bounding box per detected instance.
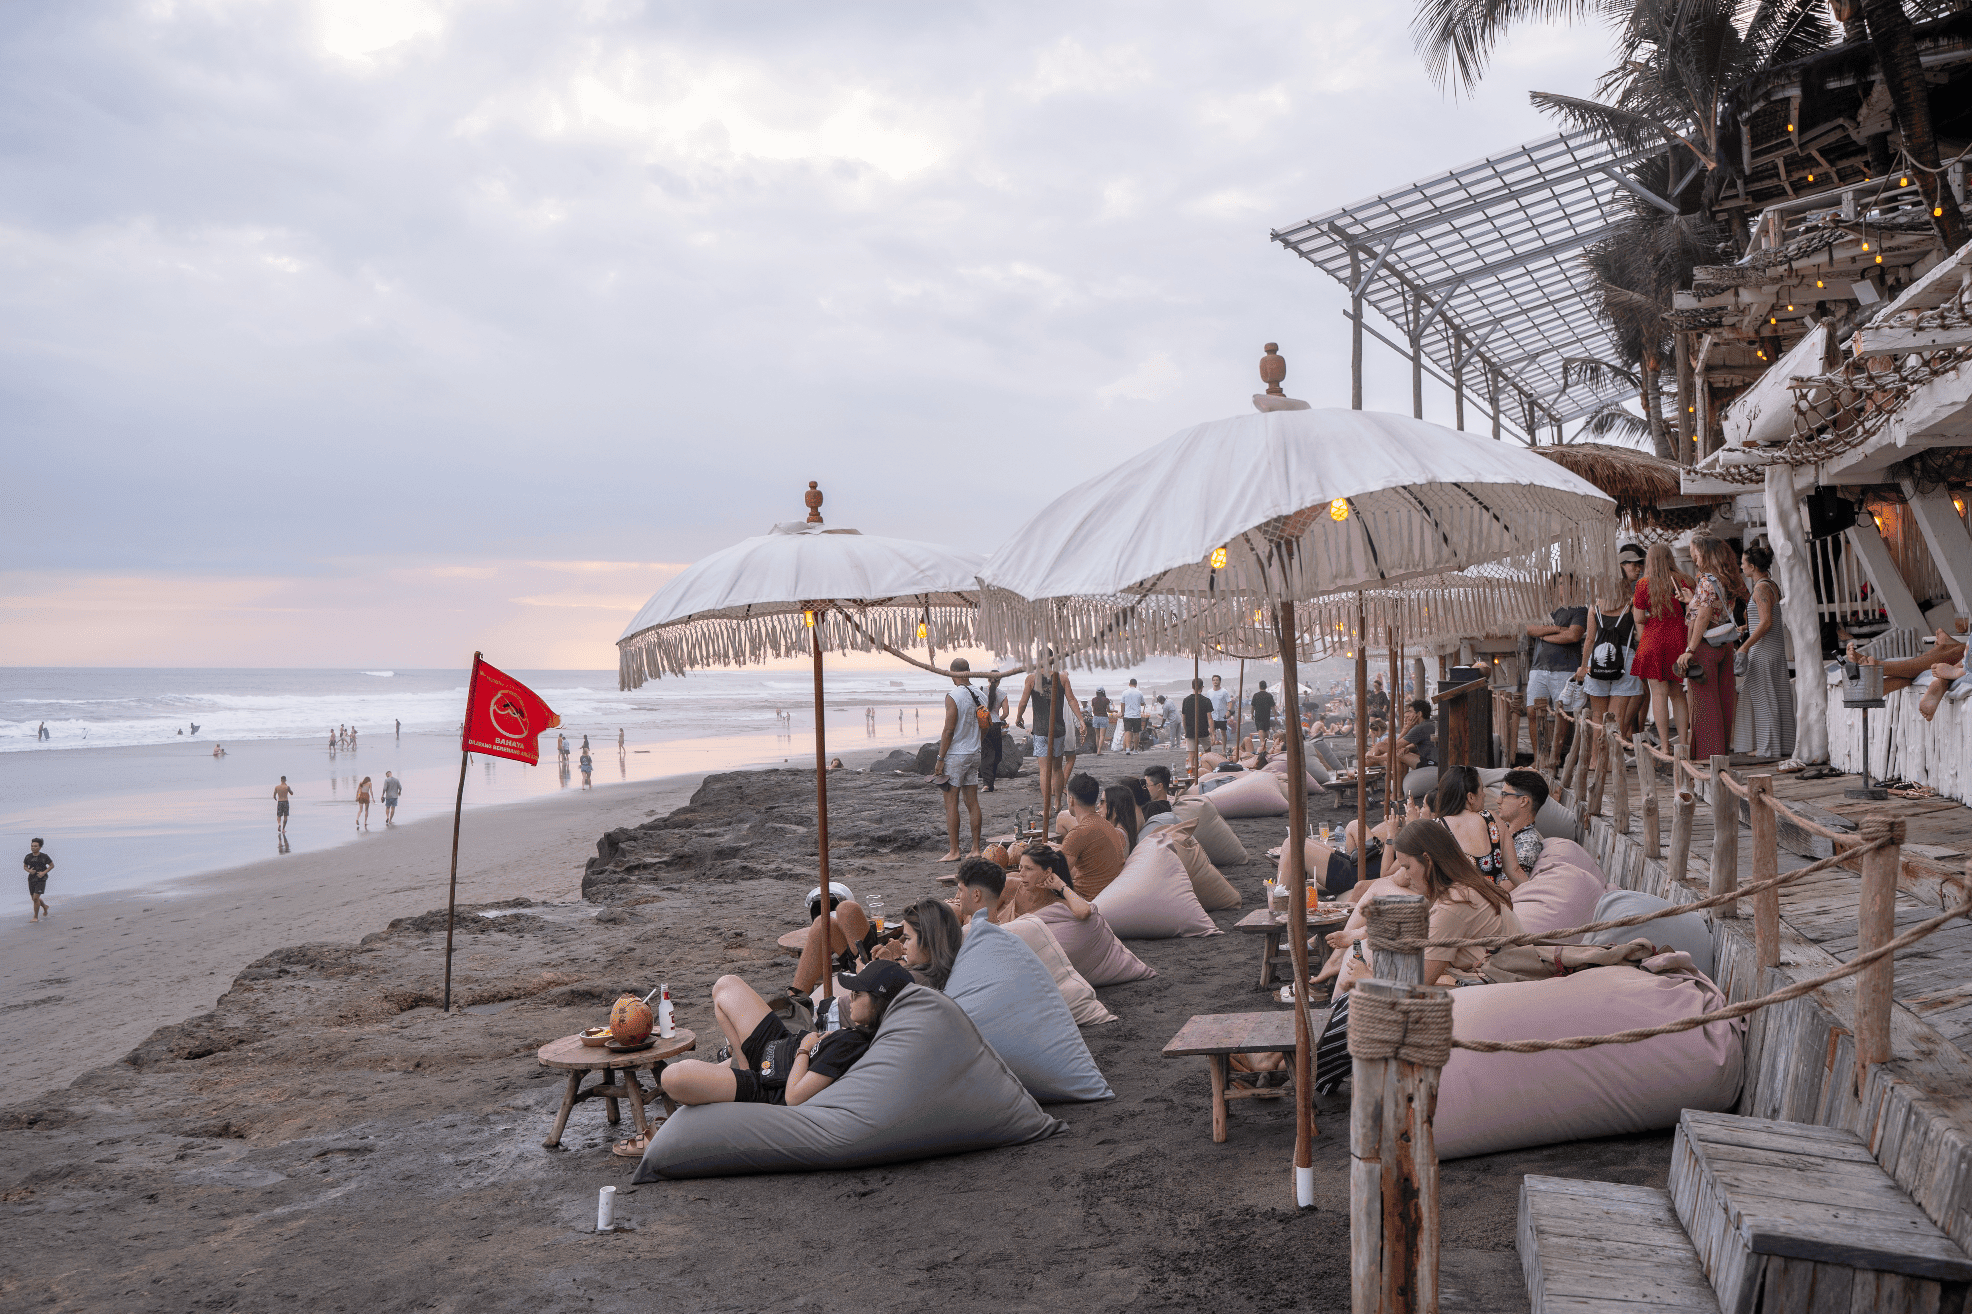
[1494,769,1549,877]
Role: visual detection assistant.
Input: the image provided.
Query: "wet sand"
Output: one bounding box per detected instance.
[0,747,1671,1312]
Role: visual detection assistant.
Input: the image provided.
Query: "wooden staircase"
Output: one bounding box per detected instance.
[1520,1110,1972,1314]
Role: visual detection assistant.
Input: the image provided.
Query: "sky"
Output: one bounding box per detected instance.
[1,0,1618,669]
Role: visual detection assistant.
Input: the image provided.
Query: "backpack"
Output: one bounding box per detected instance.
[1588,613,1631,681]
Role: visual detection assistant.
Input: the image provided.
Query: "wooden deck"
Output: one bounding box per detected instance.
[1548,738,1972,1260]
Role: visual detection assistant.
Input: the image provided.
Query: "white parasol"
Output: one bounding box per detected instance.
[979,398,1616,1207]
[618,483,988,996]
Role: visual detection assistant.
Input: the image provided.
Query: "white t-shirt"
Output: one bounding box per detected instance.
[1209,688,1231,718]
[1121,688,1144,717]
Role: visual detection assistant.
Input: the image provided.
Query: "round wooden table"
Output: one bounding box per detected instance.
[535,1029,696,1149]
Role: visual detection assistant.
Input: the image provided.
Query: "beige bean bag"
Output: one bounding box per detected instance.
[1169,796,1248,866]
[1094,835,1221,938]
[1509,838,1607,944]
[1161,820,1241,911]
[1435,965,1743,1159]
[1023,903,1155,986]
[1002,916,1118,1026]
[1196,770,1290,818]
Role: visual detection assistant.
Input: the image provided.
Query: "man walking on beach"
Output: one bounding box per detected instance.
[1015,656,1091,833]
[381,771,402,823]
[1208,675,1231,750]
[23,839,51,920]
[273,777,294,834]
[934,658,986,862]
[1181,678,1215,764]
[1120,679,1144,754]
[1251,680,1275,745]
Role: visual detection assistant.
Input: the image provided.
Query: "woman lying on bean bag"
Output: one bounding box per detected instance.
[868,898,963,991]
[998,843,1096,923]
[655,960,912,1116]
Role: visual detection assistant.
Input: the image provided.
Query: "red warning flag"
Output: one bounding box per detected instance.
[461,657,561,765]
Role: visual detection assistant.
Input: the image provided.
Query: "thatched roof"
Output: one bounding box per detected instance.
[1536,443,1682,509]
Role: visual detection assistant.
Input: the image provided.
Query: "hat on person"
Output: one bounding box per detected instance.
[835,959,914,999]
[1618,542,1645,563]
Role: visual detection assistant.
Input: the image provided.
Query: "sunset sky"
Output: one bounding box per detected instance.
[2,1,1612,668]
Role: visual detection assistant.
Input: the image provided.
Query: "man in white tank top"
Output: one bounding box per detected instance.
[935,659,986,861]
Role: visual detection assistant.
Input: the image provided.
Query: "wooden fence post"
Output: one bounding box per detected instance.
[1572,716,1593,826]
[1530,704,1548,774]
[1557,710,1580,792]
[1709,754,1738,919]
[1641,740,1662,859]
[1352,894,1443,1314]
[1855,815,1906,1097]
[1606,714,1630,834]
[1586,720,1608,818]
[1746,774,1776,965]
[1669,747,1695,889]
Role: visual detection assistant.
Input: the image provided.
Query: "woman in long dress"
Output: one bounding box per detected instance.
[1630,543,1691,746]
[1736,545,1795,758]
[1677,535,1740,761]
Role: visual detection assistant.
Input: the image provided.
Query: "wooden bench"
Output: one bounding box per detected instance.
[1234,905,1349,990]
[1161,1011,1300,1143]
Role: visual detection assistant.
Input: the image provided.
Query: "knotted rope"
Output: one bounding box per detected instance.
[1363,896,1430,962]
[1347,990,1454,1067]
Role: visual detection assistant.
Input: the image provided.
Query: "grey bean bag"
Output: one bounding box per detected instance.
[1534,798,1584,843]
[1582,888,1716,981]
[947,914,1114,1102]
[632,985,1066,1180]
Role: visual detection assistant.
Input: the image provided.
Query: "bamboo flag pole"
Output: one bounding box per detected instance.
[1277,596,1318,1206]
[809,611,835,1000]
[441,652,483,1015]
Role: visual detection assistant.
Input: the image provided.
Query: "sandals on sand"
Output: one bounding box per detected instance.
[611,1132,652,1159]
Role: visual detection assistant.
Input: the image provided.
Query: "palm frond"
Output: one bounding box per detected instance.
[1560,356,1641,390]
[1411,0,1613,94]
[1529,91,1687,154]
[1581,403,1652,439]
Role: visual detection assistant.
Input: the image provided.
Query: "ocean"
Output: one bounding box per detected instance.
[1,660,1278,900]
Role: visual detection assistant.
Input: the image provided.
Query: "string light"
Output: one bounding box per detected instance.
[1955,494,1967,518]
[1901,176,1910,187]
[1876,254,1884,264]
[916,622,928,640]
[1786,303,1794,311]
[1862,242,1871,251]
[1807,173,1815,182]
[1816,279,1825,288]
[1329,498,1350,522]
[804,610,816,628]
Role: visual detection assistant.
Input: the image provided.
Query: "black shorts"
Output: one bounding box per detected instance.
[27,874,47,897]
[1324,846,1380,896]
[276,801,289,817]
[1123,718,1142,732]
[731,1012,794,1105]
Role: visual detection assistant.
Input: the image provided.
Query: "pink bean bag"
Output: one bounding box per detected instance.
[1024,903,1155,986]
[1169,797,1248,866]
[1509,838,1608,944]
[1195,771,1289,819]
[1257,757,1323,791]
[1162,820,1242,911]
[1094,836,1221,938]
[1001,916,1117,1026]
[1435,966,1743,1159]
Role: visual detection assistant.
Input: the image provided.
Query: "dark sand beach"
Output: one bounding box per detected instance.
[0,751,1670,1312]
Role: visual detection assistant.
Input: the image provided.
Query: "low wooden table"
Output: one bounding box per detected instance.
[1162,1012,1301,1143]
[536,1030,696,1149]
[1236,905,1349,990]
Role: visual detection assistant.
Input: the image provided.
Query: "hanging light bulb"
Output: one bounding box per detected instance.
[1900,176,1910,187]
[1210,546,1228,570]
[1816,279,1825,288]
[916,622,928,640]
[1807,173,1816,182]
[1876,254,1884,264]
[1954,494,1967,518]
[1862,241,1870,251]
[1786,303,1795,312]
[804,610,816,628]
[1329,498,1350,522]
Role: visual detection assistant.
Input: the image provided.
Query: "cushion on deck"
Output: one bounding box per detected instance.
[1534,797,1584,843]
[1582,889,1715,980]
[632,985,1066,1179]
[1162,819,1242,911]
[1435,965,1743,1159]
[1199,771,1290,818]
[1509,838,1607,944]
[1094,836,1221,939]
[1169,796,1248,866]
[1001,916,1118,1027]
[946,916,1114,1102]
[1024,903,1156,987]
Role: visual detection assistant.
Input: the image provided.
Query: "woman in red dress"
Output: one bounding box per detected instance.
[1630,543,1691,746]
[1677,534,1741,761]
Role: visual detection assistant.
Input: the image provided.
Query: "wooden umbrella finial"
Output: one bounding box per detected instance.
[1259,343,1286,396]
[804,481,824,524]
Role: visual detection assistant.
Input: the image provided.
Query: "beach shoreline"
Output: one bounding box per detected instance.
[0,742,900,1108]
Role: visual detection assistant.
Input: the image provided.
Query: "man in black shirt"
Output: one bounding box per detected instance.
[23,839,51,920]
[1181,678,1215,757]
[1250,681,1275,741]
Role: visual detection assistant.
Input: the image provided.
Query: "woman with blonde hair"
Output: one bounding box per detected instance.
[1630,542,1691,746]
[1678,534,1740,760]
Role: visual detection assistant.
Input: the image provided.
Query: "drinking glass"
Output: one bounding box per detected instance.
[866,894,886,935]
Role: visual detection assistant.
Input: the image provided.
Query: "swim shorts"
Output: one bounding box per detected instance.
[277,801,290,817]
[1123,718,1142,733]
[942,750,981,788]
[28,874,47,897]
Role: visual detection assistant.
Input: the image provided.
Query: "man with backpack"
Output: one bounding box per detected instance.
[934,658,987,862]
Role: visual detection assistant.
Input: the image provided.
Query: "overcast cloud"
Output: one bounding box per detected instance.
[1,1,1611,667]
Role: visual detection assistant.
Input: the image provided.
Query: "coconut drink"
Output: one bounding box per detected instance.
[609,995,654,1045]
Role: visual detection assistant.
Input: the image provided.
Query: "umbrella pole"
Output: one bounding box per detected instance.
[1236,658,1246,757]
[808,617,835,1001]
[1356,596,1369,889]
[1387,626,1401,818]
[1277,599,1317,1205]
[1192,650,1201,781]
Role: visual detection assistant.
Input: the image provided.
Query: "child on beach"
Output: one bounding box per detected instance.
[23,839,52,921]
